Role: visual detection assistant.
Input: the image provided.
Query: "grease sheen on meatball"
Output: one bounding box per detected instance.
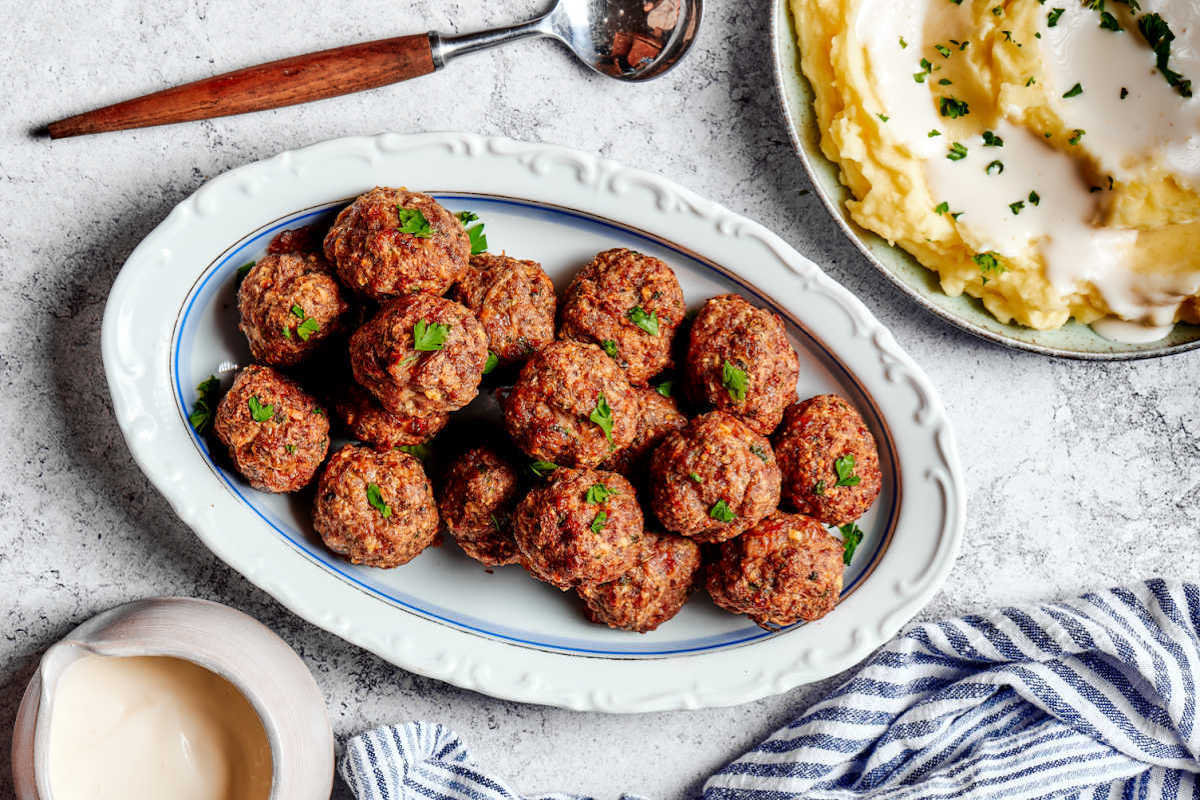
[437,447,521,567]
[451,252,556,366]
[687,294,800,435]
[333,382,448,450]
[648,411,781,542]
[213,365,329,493]
[600,386,687,477]
[774,394,883,526]
[350,293,488,417]
[237,251,349,367]
[513,468,643,589]
[558,248,686,385]
[324,187,470,299]
[313,445,439,568]
[503,340,639,468]
[576,530,701,632]
[706,512,844,628]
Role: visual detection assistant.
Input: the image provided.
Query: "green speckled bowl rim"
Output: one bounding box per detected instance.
[770,0,1200,360]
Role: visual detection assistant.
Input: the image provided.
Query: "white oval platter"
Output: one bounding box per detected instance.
[101,132,964,712]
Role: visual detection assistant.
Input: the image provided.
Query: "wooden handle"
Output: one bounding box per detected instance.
[48,33,436,139]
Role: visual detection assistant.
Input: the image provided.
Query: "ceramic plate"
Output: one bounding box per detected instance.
[770,0,1200,360]
[102,132,964,712]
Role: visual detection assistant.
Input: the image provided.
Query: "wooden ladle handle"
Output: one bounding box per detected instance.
[47,33,437,139]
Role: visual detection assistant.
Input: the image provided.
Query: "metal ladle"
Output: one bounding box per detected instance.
[48,0,703,139]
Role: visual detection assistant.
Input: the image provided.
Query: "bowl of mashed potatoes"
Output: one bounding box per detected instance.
[772,0,1200,358]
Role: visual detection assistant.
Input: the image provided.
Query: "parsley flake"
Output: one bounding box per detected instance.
[398,443,433,461]
[813,480,827,496]
[840,522,865,565]
[1009,200,1025,215]
[655,379,673,398]
[457,211,487,254]
[1063,82,1083,98]
[935,44,952,58]
[290,304,305,319]
[590,510,608,534]
[1099,11,1121,30]
[366,482,392,519]
[601,339,620,359]
[947,142,968,161]
[982,130,1004,147]
[899,36,908,48]
[188,375,220,433]
[749,444,769,462]
[934,201,950,214]
[986,160,1004,175]
[1138,13,1192,97]
[1048,7,1065,26]
[973,251,1005,278]
[877,113,890,122]
[529,460,558,478]
[689,472,703,483]
[235,262,256,284]
[928,129,942,137]
[627,306,660,336]
[297,317,320,342]
[940,97,970,118]
[709,499,736,524]
[1069,129,1085,145]
[589,392,614,444]
[586,483,619,504]
[248,395,274,423]
[483,351,499,374]
[1120,87,1129,99]
[396,206,433,237]
[721,361,749,402]
[1029,190,1041,205]
[834,454,861,487]
[413,319,451,351]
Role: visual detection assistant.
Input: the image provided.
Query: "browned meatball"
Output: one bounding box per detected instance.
[213,365,330,493]
[774,395,883,526]
[600,386,687,477]
[648,411,781,542]
[503,341,639,468]
[312,445,439,568]
[333,382,448,450]
[686,294,800,435]
[349,294,488,417]
[451,253,555,367]
[558,249,686,385]
[323,187,470,299]
[512,468,643,588]
[237,252,349,367]
[706,512,844,628]
[576,530,701,632]
[437,447,521,567]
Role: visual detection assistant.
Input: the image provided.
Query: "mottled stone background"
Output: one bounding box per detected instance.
[2,1,1197,796]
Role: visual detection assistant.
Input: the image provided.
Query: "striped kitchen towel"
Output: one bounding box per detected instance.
[341,579,1200,799]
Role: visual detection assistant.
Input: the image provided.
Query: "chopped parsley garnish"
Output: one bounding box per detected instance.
[934,201,950,214]
[655,379,673,398]
[483,351,499,374]
[935,44,952,58]
[877,113,890,122]
[397,442,432,461]
[247,395,274,423]
[749,444,769,462]
[939,97,970,118]
[689,472,703,483]
[986,160,1004,175]
[282,325,293,340]
[366,482,392,519]
[914,58,933,83]
[899,36,908,48]
[813,480,827,496]
[529,460,558,478]
[601,339,619,359]
[992,5,1003,15]
[589,392,614,444]
[457,211,487,254]
[1063,82,1083,98]
[834,454,861,487]
[627,306,660,336]
[1048,7,1065,26]
[1029,190,1041,205]
[928,129,942,137]
[590,510,608,534]
[291,304,305,319]
[1138,13,1192,97]
[188,375,220,433]
[709,499,736,524]
[585,483,619,504]
[721,361,749,402]
[235,262,256,284]
[973,251,1005,280]
[947,142,968,161]
[1009,200,1025,215]
[1120,87,1129,99]
[1068,129,1085,145]
[396,206,433,238]
[938,79,953,86]
[412,319,451,351]
[840,522,864,565]
[982,130,1004,147]
[1026,76,1036,87]
[297,317,320,341]
[285,444,296,454]
[1099,11,1121,30]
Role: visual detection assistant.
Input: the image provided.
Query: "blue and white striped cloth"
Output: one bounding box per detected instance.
[341,579,1200,799]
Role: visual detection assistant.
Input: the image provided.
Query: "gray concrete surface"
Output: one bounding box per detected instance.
[2,1,1198,796]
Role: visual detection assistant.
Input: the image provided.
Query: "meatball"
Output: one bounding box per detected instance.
[333,382,448,450]
[576,530,701,632]
[451,252,556,366]
[349,293,488,417]
[686,294,800,435]
[600,386,687,477]
[323,187,470,299]
[648,411,781,542]
[558,248,686,385]
[706,512,844,628]
[437,447,521,567]
[213,365,329,493]
[774,395,883,525]
[503,341,639,468]
[513,468,643,588]
[237,251,349,366]
[312,445,439,568]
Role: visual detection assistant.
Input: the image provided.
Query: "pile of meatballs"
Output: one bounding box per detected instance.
[205,186,883,633]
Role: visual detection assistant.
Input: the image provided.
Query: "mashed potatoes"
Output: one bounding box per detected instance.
[791,0,1200,339]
